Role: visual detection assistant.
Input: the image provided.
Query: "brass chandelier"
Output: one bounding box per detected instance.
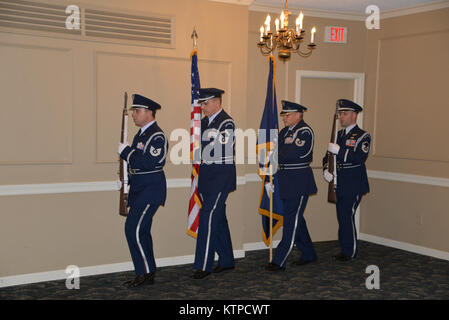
[257,0,317,61]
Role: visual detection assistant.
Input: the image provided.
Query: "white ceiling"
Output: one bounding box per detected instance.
[253,0,443,13]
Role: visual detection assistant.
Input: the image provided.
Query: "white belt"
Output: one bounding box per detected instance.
[279,163,310,170]
[129,169,163,175]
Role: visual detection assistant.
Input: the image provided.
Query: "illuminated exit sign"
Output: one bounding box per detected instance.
[324,26,348,43]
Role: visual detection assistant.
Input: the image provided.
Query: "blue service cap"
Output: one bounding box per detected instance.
[131,94,161,110]
[198,88,225,103]
[338,99,363,113]
[280,100,307,114]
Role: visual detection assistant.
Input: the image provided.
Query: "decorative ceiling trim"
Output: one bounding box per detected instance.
[381,0,449,19]
[249,3,365,21]
[209,0,254,6]
[248,0,449,21]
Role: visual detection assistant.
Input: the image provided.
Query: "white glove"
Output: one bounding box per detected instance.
[265,183,275,194]
[328,142,340,155]
[323,169,334,183]
[118,142,129,155]
[116,179,122,190]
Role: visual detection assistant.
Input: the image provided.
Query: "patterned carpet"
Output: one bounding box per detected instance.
[1,241,448,300]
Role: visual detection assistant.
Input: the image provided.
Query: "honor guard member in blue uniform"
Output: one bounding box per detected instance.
[192,88,236,279]
[265,101,318,271]
[118,94,168,287]
[323,99,370,262]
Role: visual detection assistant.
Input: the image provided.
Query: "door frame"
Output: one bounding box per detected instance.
[295,70,366,238]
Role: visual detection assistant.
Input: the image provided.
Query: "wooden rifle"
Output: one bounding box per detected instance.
[119,92,129,216]
[327,101,339,203]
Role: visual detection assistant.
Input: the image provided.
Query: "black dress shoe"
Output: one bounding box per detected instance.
[124,272,155,288]
[264,262,285,272]
[192,270,211,279]
[333,253,352,262]
[293,258,317,266]
[213,265,235,273]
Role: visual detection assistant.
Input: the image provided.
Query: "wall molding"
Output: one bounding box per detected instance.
[245,173,261,182]
[0,181,116,197]
[295,70,365,131]
[2,170,447,197]
[249,3,365,21]
[360,233,449,261]
[0,174,261,197]
[296,71,366,128]
[372,31,449,163]
[381,0,449,19]
[243,240,280,251]
[0,249,245,288]
[210,0,254,6]
[0,42,73,166]
[0,179,193,197]
[248,0,449,21]
[367,170,449,188]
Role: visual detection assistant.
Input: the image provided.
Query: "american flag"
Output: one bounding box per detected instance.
[187,50,202,238]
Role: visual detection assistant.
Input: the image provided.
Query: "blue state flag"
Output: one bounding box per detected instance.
[257,56,284,246]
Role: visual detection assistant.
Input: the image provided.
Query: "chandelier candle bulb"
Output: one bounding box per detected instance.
[260,26,265,42]
[280,11,285,29]
[311,27,316,44]
[265,14,271,34]
[299,11,303,30]
[275,18,279,32]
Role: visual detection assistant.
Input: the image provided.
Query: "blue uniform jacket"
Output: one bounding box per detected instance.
[198,109,236,195]
[120,122,168,207]
[277,120,317,199]
[323,125,370,197]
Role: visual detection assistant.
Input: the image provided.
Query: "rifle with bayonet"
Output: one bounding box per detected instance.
[119,92,129,216]
[327,101,338,204]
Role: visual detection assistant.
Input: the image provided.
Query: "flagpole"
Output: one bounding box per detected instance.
[269,164,273,262]
[187,27,202,238]
[269,54,275,263]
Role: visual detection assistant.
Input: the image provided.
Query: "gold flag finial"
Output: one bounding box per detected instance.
[191,27,198,49]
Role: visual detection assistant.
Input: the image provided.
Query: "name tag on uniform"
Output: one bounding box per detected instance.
[137,142,145,150]
[346,139,356,147]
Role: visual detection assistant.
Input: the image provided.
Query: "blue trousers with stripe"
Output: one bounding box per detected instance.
[125,203,159,275]
[194,191,235,272]
[336,194,362,258]
[272,195,317,268]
